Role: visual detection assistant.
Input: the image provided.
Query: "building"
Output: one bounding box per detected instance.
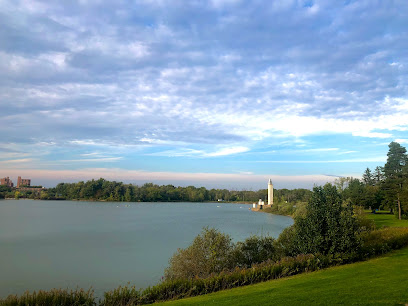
[0,177,14,187]
[252,179,274,211]
[268,179,274,206]
[17,176,31,188]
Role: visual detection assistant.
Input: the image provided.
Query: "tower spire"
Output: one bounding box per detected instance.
[268,179,273,205]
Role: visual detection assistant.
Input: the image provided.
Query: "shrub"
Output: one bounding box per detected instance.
[164,227,235,280]
[232,235,277,268]
[360,227,408,257]
[0,288,95,306]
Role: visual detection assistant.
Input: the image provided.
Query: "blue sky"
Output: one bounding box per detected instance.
[1,0,408,189]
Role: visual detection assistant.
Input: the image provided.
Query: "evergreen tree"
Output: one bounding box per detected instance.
[374,166,385,184]
[383,142,408,220]
[362,168,375,186]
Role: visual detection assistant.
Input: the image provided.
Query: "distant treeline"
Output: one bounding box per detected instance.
[0,179,312,204]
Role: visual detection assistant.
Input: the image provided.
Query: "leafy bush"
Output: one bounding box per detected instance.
[360,227,408,257]
[165,228,280,281]
[232,236,277,268]
[0,288,95,306]
[164,227,235,280]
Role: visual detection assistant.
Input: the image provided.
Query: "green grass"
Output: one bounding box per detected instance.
[365,211,408,228]
[160,247,408,306]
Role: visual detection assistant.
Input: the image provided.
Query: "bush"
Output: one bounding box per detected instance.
[0,288,95,306]
[164,227,235,280]
[232,236,278,268]
[360,227,408,257]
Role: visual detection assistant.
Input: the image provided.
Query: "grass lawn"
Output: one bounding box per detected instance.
[160,247,408,305]
[365,211,408,228]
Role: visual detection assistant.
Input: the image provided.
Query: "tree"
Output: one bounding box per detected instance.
[374,166,385,184]
[287,184,361,256]
[334,177,352,191]
[362,168,375,186]
[383,142,408,220]
[343,178,365,206]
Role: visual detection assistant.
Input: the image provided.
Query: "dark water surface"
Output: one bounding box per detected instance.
[0,199,293,298]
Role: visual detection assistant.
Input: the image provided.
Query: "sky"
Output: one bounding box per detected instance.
[1,0,408,190]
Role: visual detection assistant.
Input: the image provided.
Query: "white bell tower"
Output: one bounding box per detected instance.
[268,179,273,205]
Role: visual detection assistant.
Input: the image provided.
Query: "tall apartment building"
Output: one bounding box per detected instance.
[17,176,31,188]
[0,177,14,187]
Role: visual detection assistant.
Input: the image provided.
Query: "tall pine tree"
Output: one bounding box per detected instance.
[383,142,408,220]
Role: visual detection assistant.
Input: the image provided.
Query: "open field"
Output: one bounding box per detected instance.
[365,211,408,228]
[160,247,408,305]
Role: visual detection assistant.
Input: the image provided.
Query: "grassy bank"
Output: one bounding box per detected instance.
[365,210,408,228]
[160,247,408,305]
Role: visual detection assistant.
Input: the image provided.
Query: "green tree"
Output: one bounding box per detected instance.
[362,168,375,186]
[124,186,134,202]
[14,191,21,199]
[383,142,408,220]
[334,177,352,192]
[343,178,365,206]
[374,166,385,184]
[287,184,361,256]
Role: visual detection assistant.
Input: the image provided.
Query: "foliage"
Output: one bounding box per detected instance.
[232,236,278,268]
[360,227,408,256]
[14,191,20,199]
[362,167,375,186]
[0,288,95,306]
[0,185,11,199]
[164,228,235,280]
[285,184,361,256]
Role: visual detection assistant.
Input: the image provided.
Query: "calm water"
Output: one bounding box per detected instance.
[0,199,293,298]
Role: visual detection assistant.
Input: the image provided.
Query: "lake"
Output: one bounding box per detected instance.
[0,199,293,298]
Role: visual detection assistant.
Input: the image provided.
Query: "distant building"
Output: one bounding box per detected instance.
[0,177,14,187]
[17,176,31,188]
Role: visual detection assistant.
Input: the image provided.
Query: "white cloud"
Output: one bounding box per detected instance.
[204,146,249,157]
[59,157,123,162]
[352,131,393,139]
[149,146,249,158]
[299,148,339,153]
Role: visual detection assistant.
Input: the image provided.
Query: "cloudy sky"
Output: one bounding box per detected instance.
[1,0,408,189]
